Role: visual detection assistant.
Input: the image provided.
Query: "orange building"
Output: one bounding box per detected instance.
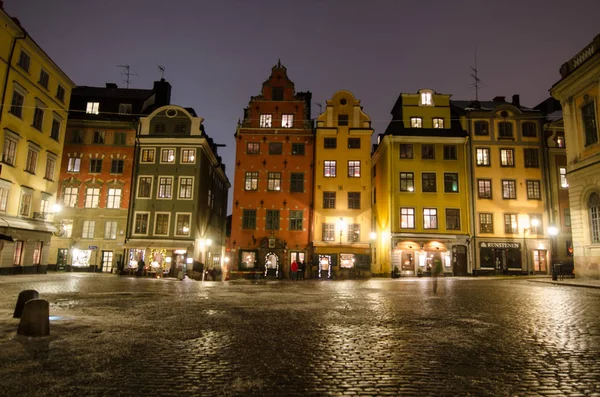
[230,61,313,278]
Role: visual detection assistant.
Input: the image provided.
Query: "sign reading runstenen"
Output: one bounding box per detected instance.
[479,242,521,249]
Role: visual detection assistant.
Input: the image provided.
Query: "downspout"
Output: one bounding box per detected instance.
[0,31,27,127]
[467,112,477,275]
[123,120,141,267]
[308,115,316,268]
[541,119,554,272]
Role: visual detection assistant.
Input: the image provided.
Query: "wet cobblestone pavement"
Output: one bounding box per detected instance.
[0,274,599,396]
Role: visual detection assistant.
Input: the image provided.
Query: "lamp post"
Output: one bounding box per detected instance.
[337,218,346,244]
[548,225,559,276]
[523,218,540,275]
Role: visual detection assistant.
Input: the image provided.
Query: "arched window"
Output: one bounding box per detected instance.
[589,193,600,243]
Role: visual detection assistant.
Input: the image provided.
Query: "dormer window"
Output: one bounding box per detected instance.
[86,102,99,114]
[433,118,444,129]
[420,91,433,106]
[410,117,422,128]
[118,103,132,115]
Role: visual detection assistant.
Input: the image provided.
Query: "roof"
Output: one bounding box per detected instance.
[451,100,538,113]
[384,123,467,138]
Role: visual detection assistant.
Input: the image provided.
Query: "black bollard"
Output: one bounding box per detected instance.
[13,290,39,318]
[17,299,50,337]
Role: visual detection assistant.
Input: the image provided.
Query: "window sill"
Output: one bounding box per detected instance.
[43,177,54,182]
[31,125,43,132]
[8,112,23,120]
[24,170,36,175]
[1,161,15,168]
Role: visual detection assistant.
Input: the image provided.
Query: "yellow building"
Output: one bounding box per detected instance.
[551,34,600,279]
[372,89,470,277]
[312,91,373,278]
[0,9,75,274]
[453,95,550,275]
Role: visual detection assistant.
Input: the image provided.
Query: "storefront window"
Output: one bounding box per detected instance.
[480,248,494,268]
[340,253,355,268]
[241,251,256,269]
[72,249,92,267]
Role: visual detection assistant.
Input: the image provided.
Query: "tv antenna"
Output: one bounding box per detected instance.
[158,65,166,79]
[470,49,483,101]
[314,102,323,114]
[116,65,138,88]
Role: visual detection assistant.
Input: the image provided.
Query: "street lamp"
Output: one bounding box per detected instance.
[523,218,540,275]
[337,218,346,244]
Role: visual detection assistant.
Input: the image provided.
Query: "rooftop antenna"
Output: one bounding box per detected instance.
[116,64,138,88]
[158,65,166,79]
[470,49,482,101]
[314,102,323,114]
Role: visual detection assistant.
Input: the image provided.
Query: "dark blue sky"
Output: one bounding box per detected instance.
[7,0,600,213]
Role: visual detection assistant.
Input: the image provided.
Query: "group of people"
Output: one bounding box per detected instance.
[290,260,307,280]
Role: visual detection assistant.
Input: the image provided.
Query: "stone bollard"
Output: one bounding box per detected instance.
[13,289,39,318]
[17,299,50,337]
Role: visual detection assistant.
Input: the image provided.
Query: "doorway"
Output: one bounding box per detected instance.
[57,249,68,271]
[265,252,279,278]
[453,245,468,276]
[101,251,113,273]
[493,249,508,274]
[533,250,547,273]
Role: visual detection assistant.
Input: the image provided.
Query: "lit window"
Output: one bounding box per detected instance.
[289,210,303,230]
[420,92,432,106]
[161,148,175,163]
[267,172,282,191]
[400,172,414,192]
[504,214,518,234]
[260,114,272,128]
[476,148,490,166]
[479,213,493,233]
[444,173,459,193]
[179,177,193,199]
[86,102,99,114]
[322,223,335,241]
[141,149,155,163]
[400,208,415,228]
[282,114,294,128]
[84,187,100,208]
[433,118,444,128]
[348,161,361,177]
[25,149,38,174]
[63,187,79,207]
[323,192,336,209]
[181,149,195,163]
[0,187,8,211]
[45,158,55,180]
[106,188,122,209]
[246,142,260,154]
[13,241,23,266]
[157,177,173,199]
[244,172,258,191]
[500,149,514,166]
[324,161,336,177]
[82,220,95,238]
[175,214,191,236]
[423,208,438,229]
[134,213,149,234]
[502,180,517,199]
[559,167,568,188]
[526,181,541,200]
[477,179,492,199]
[154,213,170,235]
[104,221,118,240]
[411,117,422,128]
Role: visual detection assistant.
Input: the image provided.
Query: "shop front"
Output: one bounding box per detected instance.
[124,241,193,278]
[312,243,371,279]
[391,237,468,277]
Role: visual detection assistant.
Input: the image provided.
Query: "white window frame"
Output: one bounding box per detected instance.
[82,220,95,239]
[559,167,569,188]
[174,212,192,236]
[32,241,43,265]
[433,118,444,129]
[104,221,118,240]
[181,148,196,164]
[62,186,79,207]
[67,157,81,172]
[86,102,99,114]
[44,157,56,180]
[282,114,294,128]
[259,114,272,128]
[420,91,433,106]
[160,148,175,164]
[3,136,18,165]
[133,211,150,236]
[84,187,100,208]
[63,220,73,238]
[178,176,194,199]
[410,117,422,128]
[0,187,9,212]
[106,188,122,209]
[153,212,171,236]
[25,147,39,174]
[137,175,153,199]
[140,148,155,164]
[157,176,173,199]
[19,189,33,217]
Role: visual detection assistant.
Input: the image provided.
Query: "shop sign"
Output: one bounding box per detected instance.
[479,242,521,249]
[89,245,98,250]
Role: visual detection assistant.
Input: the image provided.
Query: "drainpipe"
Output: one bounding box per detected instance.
[541,119,554,273]
[467,112,477,275]
[123,120,141,269]
[0,30,27,128]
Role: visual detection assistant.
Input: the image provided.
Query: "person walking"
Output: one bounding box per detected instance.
[432,257,442,293]
[137,258,145,278]
[291,260,298,281]
[298,260,305,280]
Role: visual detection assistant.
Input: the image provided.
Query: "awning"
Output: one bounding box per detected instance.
[0,216,56,233]
[122,239,194,250]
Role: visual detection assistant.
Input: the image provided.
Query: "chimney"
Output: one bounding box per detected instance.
[105,83,118,89]
[153,78,172,107]
[493,96,506,102]
[512,94,520,107]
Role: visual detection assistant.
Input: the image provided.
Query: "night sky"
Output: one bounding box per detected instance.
[7,0,600,213]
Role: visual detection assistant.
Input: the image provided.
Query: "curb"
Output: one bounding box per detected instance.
[527,279,600,289]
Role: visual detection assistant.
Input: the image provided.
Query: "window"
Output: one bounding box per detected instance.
[114,132,126,145]
[242,209,256,229]
[291,143,305,155]
[526,180,541,199]
[324,138,337,149]
[82,220,95,238]
[422,173,436,193]
[348,161,361,177]
[400,208,415,229]
[502,180,516,199]
[175,213,191,235]
[0,187,8,211]
[564,208,571,227]
[423,208,438,229]
[348,192,361,209]
[529,214,543,234]
[446,209,460,230]
[32,242,43,265]
[179,177,193,199]
[106,188,122,209]
[40,197,50,215]
[433,118,444,129]
[267,172,282,191]
[118,103,132,115]
[504,214,518,234]
[181,149,195,163]
[272,87,284,100]
[9,89,24,118]
[207,189,214,209]
[522,122,537,137]
[443,145,457,160]
[51,119,61,141]
[282,114,294,128]
[524,149,539,168]
[400,172,414,192]
[421,144,435,159]
[323,192,336,209]
[161,149,175,163]
[67,157,80,172]
[157,177,173,199]
[289,210,303,230]
[93,131,105,144]
[476,148,490,166]
[478,179,492,199]
[479,213,493,233]
[13,240,23,266]
[110,159,124,174]
[141,149,155,163]
[137,177,152,198]
[246,142,260,154]
[32,107,44,130]
[2,138,16,165]
[20,191,32,216]
[56,85,65,103]
[244,172,258,191]
[45,158,55,180]
[348,224,360,242]
[559,167,569,188]
[444,173,459,193]
[269,142,282,154]
[104,221,118,240]
[589,193,600,243]
[259,114,272,128]
[84,187,100,208]
[348,138,361,149]
[154,123,166,133]
[63,187,78,207]
[338,114,349,126]
[71,130,83,143]
[39,69,49,89]
[86,102,99,114]
[420,91,432,105]
[324,160,336,177]
[322,223,335,241]
[266,210,280,230]
[498,122,513,138]
[290,173,304,193]
[500,149,514,167]
[411,117,422,128]
[582,102,598,146]
[89,159,102,173]
[400,144,413,159]
[25,149,38,174]
[154,213,170,235]
[134,213,149,234]
[17,50,30,71]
